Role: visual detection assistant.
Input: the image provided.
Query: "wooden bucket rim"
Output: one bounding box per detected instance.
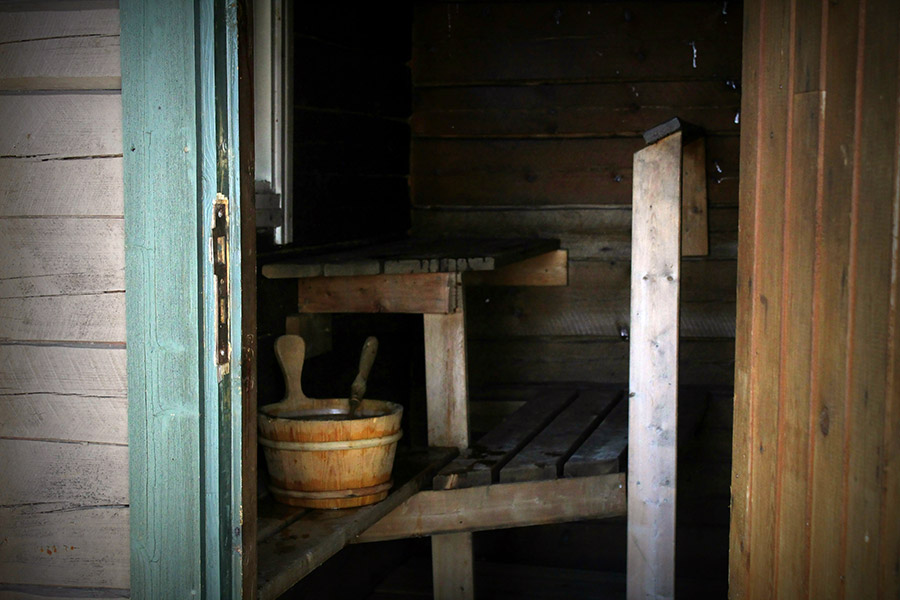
[259,430,402,451]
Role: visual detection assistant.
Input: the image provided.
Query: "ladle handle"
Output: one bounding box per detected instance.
[350,337,379,408]
[275,335,307,405]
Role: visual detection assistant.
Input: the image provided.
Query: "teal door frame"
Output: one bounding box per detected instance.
[121,0,244,597]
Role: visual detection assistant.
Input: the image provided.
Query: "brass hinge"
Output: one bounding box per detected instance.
[213,193,230,367]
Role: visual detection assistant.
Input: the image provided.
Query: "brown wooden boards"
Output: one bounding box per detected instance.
[499,389,618,483]
[256,447,457,600]
[357,473,626,542]
[433,388,576,490]
[564,391,628,478]
[627,131,682,599]
[262,237,559,279]
[296,272,458,314]
[681,137,709,256]
[461,250,568,287]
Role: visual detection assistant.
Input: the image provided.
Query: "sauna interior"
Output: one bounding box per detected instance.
[253,2,741,597]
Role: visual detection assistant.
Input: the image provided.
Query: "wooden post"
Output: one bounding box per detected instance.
[424,273,474,600]
[627,131,682,599]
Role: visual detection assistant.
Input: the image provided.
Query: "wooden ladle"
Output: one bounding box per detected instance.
[274,334,310,407]
[349,337,379,417]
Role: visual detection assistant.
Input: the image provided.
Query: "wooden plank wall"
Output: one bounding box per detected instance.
[410,2,743,389]
[0,3,129,598]
[730,0,900,597]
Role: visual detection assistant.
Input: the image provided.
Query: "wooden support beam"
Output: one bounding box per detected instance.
[461,250,568,287]
[628,131,682,599]
[297,272,458,314]
[680,137,709,256]
[356,473,626,543]
[424,277,473,600]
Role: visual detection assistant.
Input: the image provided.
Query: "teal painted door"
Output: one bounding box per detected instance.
[121,0,244,597]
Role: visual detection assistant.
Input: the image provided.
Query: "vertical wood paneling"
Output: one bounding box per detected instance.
[808,1,861,596]
[744,0,791,597]
[732,0,900,597]
[844,0,900,596]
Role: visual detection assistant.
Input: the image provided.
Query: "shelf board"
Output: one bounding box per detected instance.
[256,446,458,600]
[261,236,560,279]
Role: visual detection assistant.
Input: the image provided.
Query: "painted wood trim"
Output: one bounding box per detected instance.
[357,473,626,542]
[627,131,681,600]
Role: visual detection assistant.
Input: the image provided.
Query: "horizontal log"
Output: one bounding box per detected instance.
[465,257,736,338]
[295,272,458,314]
[0,439,127,507]
[0,505,128,588]
[0,292,125,343]
[0,393,127,445]
[356,472,626,542]
[414,2,739,44]
[0,35,120,91]
[410,136,739,206]
[467,338,735,388]
[413,14,741,85]
[0,345,126,397]
[0,218,124,297]
[0,157,124,217]
[0,94,122,158]
[461,250,568,286]
[412,206,738,259]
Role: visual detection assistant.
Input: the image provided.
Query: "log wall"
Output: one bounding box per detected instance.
[0,3,129,598]
[730,0,900,597]
[409,2,743,388]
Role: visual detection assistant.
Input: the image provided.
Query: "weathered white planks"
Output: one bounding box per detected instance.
[0,506,129,588]
[627,132,682,599]
[0,94,122,158]
[0,36,121,91]
[0,345,126,397]
[0,293,125,343]
[0,393,127,444]
[0,439,128,507]
[0,157,124,217]
[0,8,119,43]
[0,218,124,297]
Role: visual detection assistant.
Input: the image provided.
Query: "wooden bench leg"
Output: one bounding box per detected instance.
[424,289,474,600]
[628,130,682,599]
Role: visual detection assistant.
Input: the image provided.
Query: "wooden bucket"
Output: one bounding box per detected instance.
[258,336,403,509]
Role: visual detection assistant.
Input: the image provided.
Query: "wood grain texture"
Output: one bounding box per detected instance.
[411,136,739,208]
[499,389,617,483]
[0,157,124,217]
[808,1,860,596]
[0,506,128,588]
[461,250,568,287]
[468,338,735,389]
[256,448,457,600]
[295,272,456,314]
[843,0,899,595]
[627,131,681,600]
[0,94,121,159]
[0,439,127,508]
[433,388,575,490]
[120,0,204,595]
[0,345,126,397]
[465,259,736,339]
[681,136,709,256]
[0,7,119,42]
[564,392,628,477]
[432,533,474,600]
[358,473,626,543]
[0,586,129,600]
[0,293,125,343]
[0,218,124,298]
[0,393,127,445]
[424,303,470,450]
[0,35,120,91]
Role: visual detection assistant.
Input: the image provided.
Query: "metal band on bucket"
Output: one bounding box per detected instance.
[259,430,402,451]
